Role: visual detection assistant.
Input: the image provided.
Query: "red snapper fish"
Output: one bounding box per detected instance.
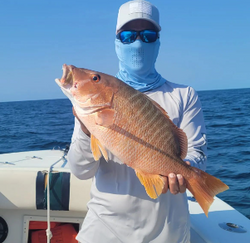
[55,64,229,217]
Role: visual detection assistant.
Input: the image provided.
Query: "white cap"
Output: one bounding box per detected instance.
[116,0,161,32]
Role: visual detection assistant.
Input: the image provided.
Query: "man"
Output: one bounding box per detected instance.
[68,0,207,242]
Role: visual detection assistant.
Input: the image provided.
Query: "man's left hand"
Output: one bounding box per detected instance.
[161,161,191,195]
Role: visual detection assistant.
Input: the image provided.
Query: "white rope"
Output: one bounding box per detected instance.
[46,150,68,243]
[46,170,52,243]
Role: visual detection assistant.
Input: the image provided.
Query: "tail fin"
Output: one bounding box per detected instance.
[186,168,229,217]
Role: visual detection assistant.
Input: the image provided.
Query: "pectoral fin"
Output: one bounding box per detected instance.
[135,170,165,199]
[94,109,116,127]
[91,134,108,161]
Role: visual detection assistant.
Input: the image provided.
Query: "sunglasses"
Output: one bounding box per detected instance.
[116,30,159,44]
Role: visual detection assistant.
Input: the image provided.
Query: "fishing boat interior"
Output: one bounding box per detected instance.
[0,148,249,243]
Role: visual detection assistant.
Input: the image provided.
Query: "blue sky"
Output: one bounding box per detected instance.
[0,0,249,102]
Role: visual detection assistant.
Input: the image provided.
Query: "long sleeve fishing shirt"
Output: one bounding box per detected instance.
[67,81,207,243]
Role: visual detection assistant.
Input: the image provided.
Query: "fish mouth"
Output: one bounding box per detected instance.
[55,64,75,89]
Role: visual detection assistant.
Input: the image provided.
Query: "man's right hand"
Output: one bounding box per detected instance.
[72,107,91,137]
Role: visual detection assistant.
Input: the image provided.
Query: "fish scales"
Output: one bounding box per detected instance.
[97,84,184,175]
[55,64,229,216]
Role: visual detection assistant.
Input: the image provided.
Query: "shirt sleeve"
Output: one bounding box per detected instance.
[179,87,207,171]
[67,118,100,180]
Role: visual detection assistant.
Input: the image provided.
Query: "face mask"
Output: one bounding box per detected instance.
[115,39,166,92]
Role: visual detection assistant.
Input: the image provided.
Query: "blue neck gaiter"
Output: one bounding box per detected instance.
[115,39,166,92]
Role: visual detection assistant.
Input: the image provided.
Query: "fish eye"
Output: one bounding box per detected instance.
[91,74,101,82]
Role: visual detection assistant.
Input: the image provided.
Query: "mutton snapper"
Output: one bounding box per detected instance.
[55,64,229,217]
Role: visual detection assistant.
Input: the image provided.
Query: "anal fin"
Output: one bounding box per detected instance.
[135,170,165,199]
[91,134,108,161]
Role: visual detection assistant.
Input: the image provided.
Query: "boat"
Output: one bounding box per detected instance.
[0,149,249,243]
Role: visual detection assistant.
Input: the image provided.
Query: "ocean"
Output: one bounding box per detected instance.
[0,88,249,219]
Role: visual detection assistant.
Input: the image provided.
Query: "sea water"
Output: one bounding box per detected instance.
[0,88,249,219]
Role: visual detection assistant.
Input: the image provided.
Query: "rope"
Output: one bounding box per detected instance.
[46,171,52,243]
[46,148,68,243]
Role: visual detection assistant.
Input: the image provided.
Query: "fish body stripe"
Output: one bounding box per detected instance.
[98,85,184,174]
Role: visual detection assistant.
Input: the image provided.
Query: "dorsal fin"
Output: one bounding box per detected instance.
[172,126,188,160]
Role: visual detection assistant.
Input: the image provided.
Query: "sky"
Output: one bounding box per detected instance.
[0,0,249,102]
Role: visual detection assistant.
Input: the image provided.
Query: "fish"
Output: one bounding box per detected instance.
[55,64,229,217]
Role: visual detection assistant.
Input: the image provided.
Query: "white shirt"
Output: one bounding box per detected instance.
[67,81,207,243]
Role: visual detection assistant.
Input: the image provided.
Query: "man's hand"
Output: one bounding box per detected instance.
[161,161,191,195]
[72,107,91,136]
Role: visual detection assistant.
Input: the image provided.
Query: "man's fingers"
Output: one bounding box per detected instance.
[168,173,179,195]
[161,176,169,194]
[161,161,191,195]
[161,172,188,195]
[177,174,186,193]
